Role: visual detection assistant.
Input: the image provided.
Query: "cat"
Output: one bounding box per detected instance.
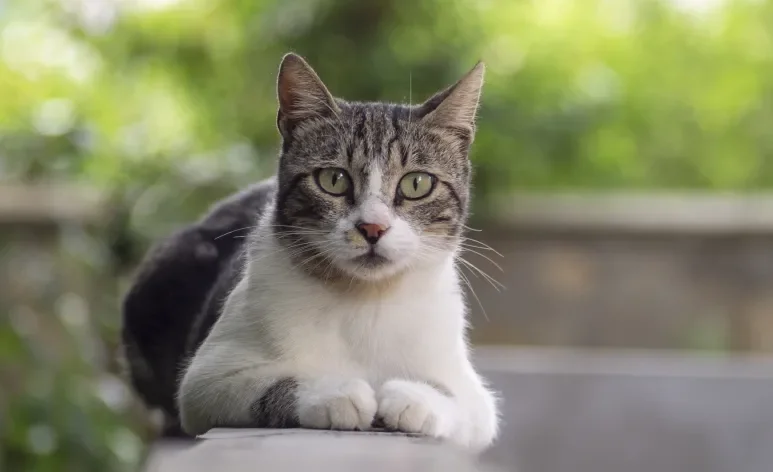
[122,53,499,451]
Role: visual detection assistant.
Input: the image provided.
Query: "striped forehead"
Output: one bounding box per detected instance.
[344,104,409,196]
[345,106,404,164]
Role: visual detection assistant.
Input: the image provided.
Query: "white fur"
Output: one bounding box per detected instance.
[178,191,500,451]
[296,377,377,430]
[328,164,422,281]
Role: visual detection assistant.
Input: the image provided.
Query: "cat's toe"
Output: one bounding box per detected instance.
[327,379,377,430]
[376,379,456,438]
[297,378,377,431]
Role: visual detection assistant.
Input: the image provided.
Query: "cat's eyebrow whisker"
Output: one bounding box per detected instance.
[408,70,413,122]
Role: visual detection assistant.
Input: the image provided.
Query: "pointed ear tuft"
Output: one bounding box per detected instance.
[418,61,485,137]
[276,53,339,138]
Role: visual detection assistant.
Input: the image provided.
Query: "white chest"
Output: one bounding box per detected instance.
[248,260,466,383]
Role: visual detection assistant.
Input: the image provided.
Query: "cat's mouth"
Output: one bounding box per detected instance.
[351,248,390,267]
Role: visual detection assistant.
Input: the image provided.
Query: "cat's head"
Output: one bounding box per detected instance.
[272,53,483,283]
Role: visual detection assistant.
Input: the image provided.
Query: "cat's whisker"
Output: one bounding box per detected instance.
[247,240,322,265]
[271,230,329,236]
[285,242,331,259]
[306,249,338,274]
[217,225,328,242]
[457,258,480,279]
[419,233,504,258]
[457,256,505,292]
[267,224,329,232]
[459,258,502,290]
[459,243,503,256]
[460,237,503,257]
[274,239,320,252]
[214,225,261,240]
[294,246,338,272]
[460,248,504,273]
[457,268,489,322]
[284,247,323,261]
[321,256,342,284]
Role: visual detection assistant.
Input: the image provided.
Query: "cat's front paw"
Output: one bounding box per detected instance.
[376,379,458,439]
[297,378,377,431]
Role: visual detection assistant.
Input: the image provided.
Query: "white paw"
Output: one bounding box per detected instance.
[376,380,458,439]
[297,378,377,431]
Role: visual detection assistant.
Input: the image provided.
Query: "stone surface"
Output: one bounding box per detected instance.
[144,348,773,472]
[478,348,773,472]
[144,428,502,472]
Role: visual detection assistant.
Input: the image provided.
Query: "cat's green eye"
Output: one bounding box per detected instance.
[316,168,351,196]
[399,172,436,200]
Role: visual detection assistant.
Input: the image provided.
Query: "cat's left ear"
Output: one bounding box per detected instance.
[276,53,339,139]
[417,61,485,139]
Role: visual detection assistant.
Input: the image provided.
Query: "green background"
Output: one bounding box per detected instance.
[2,0,773,470]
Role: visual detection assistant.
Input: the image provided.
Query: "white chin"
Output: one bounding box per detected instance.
[337,252,406,282]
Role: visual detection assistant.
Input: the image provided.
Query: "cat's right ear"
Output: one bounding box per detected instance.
[276,53,339,140]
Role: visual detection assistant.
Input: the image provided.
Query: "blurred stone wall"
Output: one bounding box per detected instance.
[466,194,773,352]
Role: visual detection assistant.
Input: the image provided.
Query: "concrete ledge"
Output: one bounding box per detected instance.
[478,347,773,472]
[143,428,501,472]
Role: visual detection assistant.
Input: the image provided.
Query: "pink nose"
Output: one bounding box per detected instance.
[356,222,389,244]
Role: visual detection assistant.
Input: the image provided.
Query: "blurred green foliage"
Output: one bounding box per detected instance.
[3,0,773,229]
[3,0,773,470]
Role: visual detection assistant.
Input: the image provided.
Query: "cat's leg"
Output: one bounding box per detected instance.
[376,358,499,451]
[178,345,300,435]
[376,379,460,438]
[295,376,377,431]
[178,343,378,435]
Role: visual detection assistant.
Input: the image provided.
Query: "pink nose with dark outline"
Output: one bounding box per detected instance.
[356,222,389,244]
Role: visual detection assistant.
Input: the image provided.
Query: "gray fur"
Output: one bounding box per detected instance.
[250,378,300,428]
[272,53,483,283]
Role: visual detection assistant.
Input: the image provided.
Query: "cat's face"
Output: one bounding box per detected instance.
[272,54,484,283]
